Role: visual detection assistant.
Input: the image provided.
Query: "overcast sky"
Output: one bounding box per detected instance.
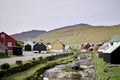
[0,0,120,35]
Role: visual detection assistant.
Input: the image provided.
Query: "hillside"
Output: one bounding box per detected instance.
[11,30,46,40]
[33,24,120,46]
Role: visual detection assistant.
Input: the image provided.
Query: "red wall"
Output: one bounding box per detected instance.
[0,32,16,50]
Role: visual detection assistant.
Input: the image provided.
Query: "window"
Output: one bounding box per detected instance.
[1,34,5,38]
[8,42,12,47]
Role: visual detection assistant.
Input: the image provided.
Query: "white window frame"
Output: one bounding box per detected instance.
[1,34,5,38]
[8,42,12,47]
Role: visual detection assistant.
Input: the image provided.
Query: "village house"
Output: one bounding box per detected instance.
[33,40,46,53]
[65,45,72,50]
[95,42,103,50]
[80,43,91,52]
[24,39,34,51]
[97,42,109,58]
[97,35,120,56]
[13,46,23,55]
[52,39,65,50]
[0,32,16,50]
[46,42,52,51]
[100,35,120,64]
[103,42,120,64]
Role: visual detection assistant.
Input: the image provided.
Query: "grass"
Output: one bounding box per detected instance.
[2,63,47,80]
[0,59,34,71]
[107,66,120,80]
[92,53,107,80]
[2,54,75,80]
[62,66,72,72]
[0,54,16,59]
[92,51,120,80]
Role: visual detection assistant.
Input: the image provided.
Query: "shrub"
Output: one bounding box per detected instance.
[24,63,31,68]
[38,57,46,64]
[32,57,36,60]
[39,57,43,61]
[31,60,40,65]
[25,75,43,80]
[16,40,24,46]
[7,66,20,74]
[21,63,31,70]
[0,70,5,77]
[0,52,73,79]
[40,58,47,63]
[1,63,10,70]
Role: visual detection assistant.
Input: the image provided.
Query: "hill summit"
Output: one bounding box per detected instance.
[33,24,120,46]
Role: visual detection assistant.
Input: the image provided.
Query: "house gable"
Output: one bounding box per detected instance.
[52,39,64,50]
[24,39,34,50]
[0,32,16,50]
[33,41,46,53]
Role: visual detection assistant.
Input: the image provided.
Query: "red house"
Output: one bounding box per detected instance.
[80,43,91,50]
[0,32,16,50]
[95,42,103,50]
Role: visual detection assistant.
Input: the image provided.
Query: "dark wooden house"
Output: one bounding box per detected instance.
[33,41,46,53]
[13,46,23,55]
[103,42,120,64]
[25,44,32,51]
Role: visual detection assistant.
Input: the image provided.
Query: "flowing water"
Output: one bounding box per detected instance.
[42,53,97,80]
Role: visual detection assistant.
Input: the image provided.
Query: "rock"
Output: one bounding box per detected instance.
[103,68,109,73]
[106,76,110,80]
[88,65,95,69]
[43,77,49,80]
[71,62,80,71]
[42,52,96,80]
[80,65,88,69]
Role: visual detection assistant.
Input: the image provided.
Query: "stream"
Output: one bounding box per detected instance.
[41,52,96,80]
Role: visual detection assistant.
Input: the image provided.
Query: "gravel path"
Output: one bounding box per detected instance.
[0,51,58,66]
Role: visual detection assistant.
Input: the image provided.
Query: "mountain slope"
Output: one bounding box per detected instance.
[11,30,46,40]
[33,24,120,46]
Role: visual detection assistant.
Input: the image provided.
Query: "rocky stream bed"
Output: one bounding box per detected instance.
[41,52,96,80]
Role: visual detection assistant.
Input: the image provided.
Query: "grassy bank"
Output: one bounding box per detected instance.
[0,54,16,59]
[92,51,120,80]
[2,54,75,80]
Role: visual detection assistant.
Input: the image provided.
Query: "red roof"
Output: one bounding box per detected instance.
[80,43,91,50]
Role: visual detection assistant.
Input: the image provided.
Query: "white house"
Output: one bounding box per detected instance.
[97,35,120,58]
[24,39,34,51]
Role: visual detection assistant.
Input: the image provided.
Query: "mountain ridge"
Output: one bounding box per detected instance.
[33,24,120,46]
[11,30,46,40]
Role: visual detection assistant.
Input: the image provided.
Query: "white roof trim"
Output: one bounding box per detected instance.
[103,42,120,53]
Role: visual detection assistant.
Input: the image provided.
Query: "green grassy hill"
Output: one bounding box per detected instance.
[33,24,120,47]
